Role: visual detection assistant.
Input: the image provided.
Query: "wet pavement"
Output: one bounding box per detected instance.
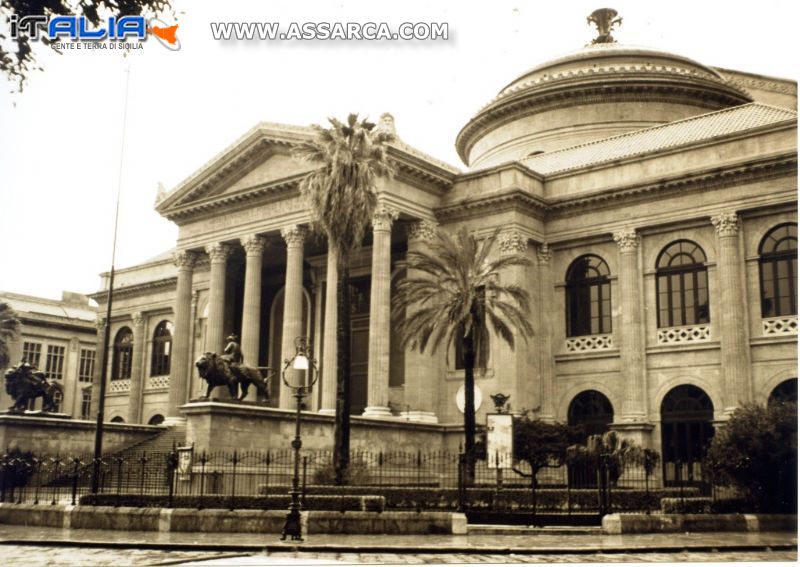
[0,524,794,564]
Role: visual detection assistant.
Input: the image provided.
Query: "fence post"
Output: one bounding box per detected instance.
[198,452,207,510]
[230,450,238,511]
[378,451,383,487]
[167,449,177,508]
[115,457,124,507]
[51,456,62,505]
[71,458,81,506]
[33,458,42,505]
[457,453,465,513]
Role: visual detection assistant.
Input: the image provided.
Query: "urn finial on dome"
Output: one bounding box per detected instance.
[587,8,622,44]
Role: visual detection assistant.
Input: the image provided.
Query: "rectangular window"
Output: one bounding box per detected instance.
[45,345,66,380]
[81,389,92,420]
[79,349,95,382]
[22,342,42,367]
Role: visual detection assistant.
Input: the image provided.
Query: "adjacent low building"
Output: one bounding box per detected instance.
[0,291,97,419]
[90,12,797,482]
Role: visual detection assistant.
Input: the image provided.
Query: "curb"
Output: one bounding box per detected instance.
[0,538,795,555]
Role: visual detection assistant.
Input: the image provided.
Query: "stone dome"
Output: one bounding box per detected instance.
[456,42,753,168]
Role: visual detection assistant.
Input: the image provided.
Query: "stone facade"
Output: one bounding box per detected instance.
[92,30,797,480]
[0,291,97,419]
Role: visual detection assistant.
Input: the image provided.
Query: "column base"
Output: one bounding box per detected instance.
[318,408,336,416]
[362,406,393,419]
[400,411,438,424]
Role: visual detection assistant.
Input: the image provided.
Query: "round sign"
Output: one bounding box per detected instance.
[456,384,482,414]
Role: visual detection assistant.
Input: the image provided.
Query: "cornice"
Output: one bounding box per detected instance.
[435,154,796,223]
[546,153,797,216]
[90,277,177,303]
[435,188,548,223]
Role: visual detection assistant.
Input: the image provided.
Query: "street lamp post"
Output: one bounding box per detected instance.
[281,336,318,541]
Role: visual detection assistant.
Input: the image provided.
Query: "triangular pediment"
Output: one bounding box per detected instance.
[156,123,315,217]
[211,151,313,198]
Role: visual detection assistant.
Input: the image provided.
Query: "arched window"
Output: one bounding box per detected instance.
[759,224,797,318]
[112,327,134,380]
[656,241,709,328]
[768,378,798,407]
[567,390,614,437]
[110,416,125,423]
[566,255,611,336]
[150,321,173,376]
[148,414,165,426]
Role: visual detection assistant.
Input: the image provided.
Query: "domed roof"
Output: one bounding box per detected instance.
[456,21,752,169]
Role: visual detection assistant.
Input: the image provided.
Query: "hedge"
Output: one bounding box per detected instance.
[79,493,385,511]
[660,497,712,514]
[258,485,699,512]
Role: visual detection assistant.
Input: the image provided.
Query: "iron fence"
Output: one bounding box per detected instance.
[0,449,722,518]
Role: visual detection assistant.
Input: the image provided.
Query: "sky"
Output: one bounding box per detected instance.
[0,0,797,300]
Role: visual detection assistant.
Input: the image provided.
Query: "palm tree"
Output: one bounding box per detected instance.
[0,302,21,371]
[392,227,534,482]
[295,114,394,484]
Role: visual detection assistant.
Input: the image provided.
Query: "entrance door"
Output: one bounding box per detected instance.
[660,385,714,486]
[349,276,371,415]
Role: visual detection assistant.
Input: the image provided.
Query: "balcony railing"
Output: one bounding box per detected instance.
[657,324,711,345]
[565,334,613,353]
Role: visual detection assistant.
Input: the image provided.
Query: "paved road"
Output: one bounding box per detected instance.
[0,545,796,565]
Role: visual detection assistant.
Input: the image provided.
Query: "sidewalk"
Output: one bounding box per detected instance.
[0,524,795,555]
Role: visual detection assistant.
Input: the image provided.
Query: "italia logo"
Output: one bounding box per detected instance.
[10,14,180,51]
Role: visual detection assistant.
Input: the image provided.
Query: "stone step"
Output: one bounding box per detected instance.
[467,524,604,536]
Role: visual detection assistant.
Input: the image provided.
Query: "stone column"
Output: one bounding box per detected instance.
[240,235,267,367]
[613,229,647,421]
[319,249,338,415]
[167,251,197,418]
[401,221,439,423]
[280,225,306,409]
[204,243,232,355]
[89,317,106,418]
[537,243,556,421]
[496,229,533,414]
[364,206,399,418]
[711,212,752,413]
[128,312,146,423]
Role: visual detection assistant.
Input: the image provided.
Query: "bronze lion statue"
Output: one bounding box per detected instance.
[4,363,59,413]
[194,352,271,402]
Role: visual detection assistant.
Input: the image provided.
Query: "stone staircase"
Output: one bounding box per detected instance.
[113,422,188,458]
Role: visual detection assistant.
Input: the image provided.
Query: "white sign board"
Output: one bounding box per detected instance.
[486,413,514,469]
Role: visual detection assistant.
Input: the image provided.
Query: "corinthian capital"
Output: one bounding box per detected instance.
[132,312,145,327]
[711,212,740,237]
[205,243,232,263]
[498,230,528,256]
[241,234,268,255]
[281,225,307,246]
[536,242,552,264]
[372,205,399,231]
[406,220,438,242]
[172,250,198,270]
[613,229,639,253]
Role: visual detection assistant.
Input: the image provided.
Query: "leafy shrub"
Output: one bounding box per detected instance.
[257,485,699,512]
[311,457,371,486]
[79,493,385,511]
[709,498,753,514]
[0,449,36,489]
[705,402,797,513]
[660,497,712,514]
